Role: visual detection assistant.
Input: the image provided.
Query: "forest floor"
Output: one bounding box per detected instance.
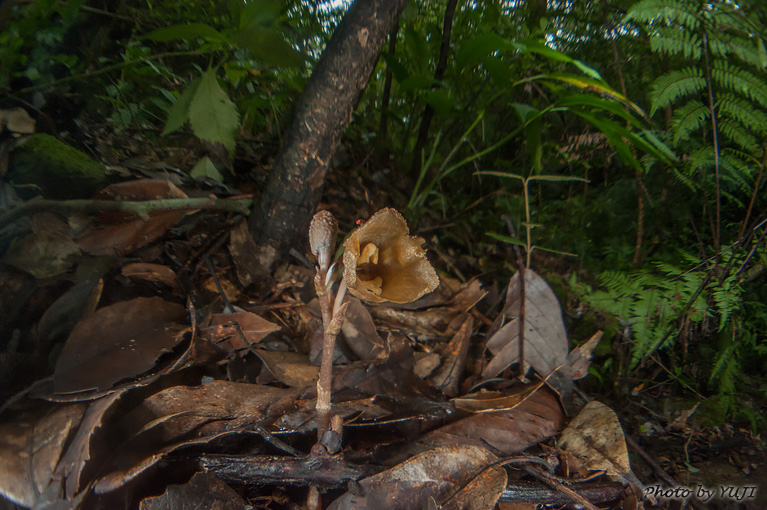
[0,116,765,510]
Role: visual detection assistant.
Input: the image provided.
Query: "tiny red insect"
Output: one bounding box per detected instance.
[355,219,365,226]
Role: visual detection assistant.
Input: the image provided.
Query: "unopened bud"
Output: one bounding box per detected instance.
[309,210,337,271]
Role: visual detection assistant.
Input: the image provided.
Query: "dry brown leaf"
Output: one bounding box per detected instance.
[558,401,635,482]
[3,213,81,278]
[567,331,603,380]
[228,220,263,288]
[77,179,190,256]
[328,445,499,510]
[54,297,189,393]
[429,315,474,396]
[121,262,179,289]
[206,311,281,351]
[442,463,508,510]
[425,387,564,455]
[139,471,248,510]
[255,349,319,387]
[340,296,385,361]
[53,392,123,499]
[0,404,86,508]
[451,380,547,414]
[482,269,572,398]
[38,279,102,344]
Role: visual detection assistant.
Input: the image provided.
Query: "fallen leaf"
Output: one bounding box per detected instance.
[54,297,189,393]
[451,381,547,413]
[567,331,603,379]
[0,404,86,508]
[53,392,123,498]
[482,270,572,399]
[228,220,263,288]
[38,279,102,344]
[429,316,474,396]
[139,471,247,510]
[328,445,500,510]
[121,262,179,289]
[255,349,319,387]
[3,214,81,278]
[77,179,190,256]
[425,387,563,455]
[558,401,639,487]
[341,296,385,361]
[206,311,281,351]
[442,463,507,510]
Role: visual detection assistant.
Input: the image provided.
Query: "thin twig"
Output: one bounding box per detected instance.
[0,196,251,229]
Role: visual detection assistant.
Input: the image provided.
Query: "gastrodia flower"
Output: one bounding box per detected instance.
[309,210,338,272]
[342,208,439,303]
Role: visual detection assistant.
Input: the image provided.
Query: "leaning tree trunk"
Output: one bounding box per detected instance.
[249,0,410,269]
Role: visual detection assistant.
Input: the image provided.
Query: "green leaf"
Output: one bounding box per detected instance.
[671,100,709,145]
[231,27,305,68]
[188,69,240,152]
[487,232,525,247]
[381,52,410,82]
[456,33,514,69]
[162,77,201,136]
[517,39,604,81]
[145,23,223,42]
[190,156,223,182]
[240,0,282,29]
[423,89,453,116]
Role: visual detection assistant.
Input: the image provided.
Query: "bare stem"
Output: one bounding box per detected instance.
[315,273,348,441]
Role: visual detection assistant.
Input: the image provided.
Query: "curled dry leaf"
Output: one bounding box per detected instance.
[328,445,500,510]
[343,208,439,303]
[558,400,643,490]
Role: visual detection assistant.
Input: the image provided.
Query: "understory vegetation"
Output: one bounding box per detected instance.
[2,0,766,431]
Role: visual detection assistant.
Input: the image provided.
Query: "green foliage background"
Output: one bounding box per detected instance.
[2,0,766,429]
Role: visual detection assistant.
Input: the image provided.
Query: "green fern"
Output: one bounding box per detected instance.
[649,67,705,115]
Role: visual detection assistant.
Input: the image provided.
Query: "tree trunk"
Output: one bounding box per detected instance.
[249,0,410,269]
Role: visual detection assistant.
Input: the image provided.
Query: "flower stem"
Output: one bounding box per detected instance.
[315,274,348,441]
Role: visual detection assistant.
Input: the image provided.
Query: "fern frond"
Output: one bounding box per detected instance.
[710,35,766,68]
[717,92,767,136]
[671,99,709,145]
[650,68,706,114]
[651,27,702,59]
[712,61,767,108]
[624,0,700,29]
[718,117,759,152]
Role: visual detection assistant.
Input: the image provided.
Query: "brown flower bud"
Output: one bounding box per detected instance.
[342,208,439,303]
[309,210,337,271]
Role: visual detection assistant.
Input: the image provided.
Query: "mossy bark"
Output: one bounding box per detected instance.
[8,134,108,199]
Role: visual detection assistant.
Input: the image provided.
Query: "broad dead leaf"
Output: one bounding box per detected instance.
[77,179,190,256]
[139,471,248,510]
[558,401,636,484]
[54,296,189,393]
[3,213,81,278]
[228,220,263,288]
[482,270,572,398]
[328,445,501,510]
[205,311,281,351]
[0,404,86,507]
[442,463,507,510]
[425,387,564,455]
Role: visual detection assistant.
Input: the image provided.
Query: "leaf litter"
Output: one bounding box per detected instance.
[0,181,652,510]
